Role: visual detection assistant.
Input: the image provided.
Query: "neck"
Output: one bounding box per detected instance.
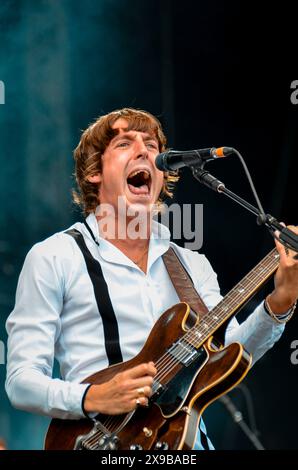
[95,210,152,272]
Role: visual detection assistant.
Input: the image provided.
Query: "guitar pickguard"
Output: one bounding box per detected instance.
[155,346,208,417]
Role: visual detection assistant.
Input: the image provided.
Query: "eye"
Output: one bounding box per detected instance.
[147,142,158,150]
[116,141,130,148]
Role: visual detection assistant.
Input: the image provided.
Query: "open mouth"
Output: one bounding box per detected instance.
[127,169,152,196]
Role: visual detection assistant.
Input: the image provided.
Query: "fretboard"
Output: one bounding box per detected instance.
[185,247,280,348]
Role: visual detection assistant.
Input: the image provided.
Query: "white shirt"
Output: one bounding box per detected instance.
[5,213,284,420]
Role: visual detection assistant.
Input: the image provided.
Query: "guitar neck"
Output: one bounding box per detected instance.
[189,247,280,346]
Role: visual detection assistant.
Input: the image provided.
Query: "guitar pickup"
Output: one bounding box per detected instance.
[168,340,201,367]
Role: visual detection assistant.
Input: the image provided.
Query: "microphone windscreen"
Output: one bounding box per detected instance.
[155,153,168,171]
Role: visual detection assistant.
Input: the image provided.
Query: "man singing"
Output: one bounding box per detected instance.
[6,108,298,449]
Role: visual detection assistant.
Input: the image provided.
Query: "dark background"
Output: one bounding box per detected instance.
[0,0,297,449]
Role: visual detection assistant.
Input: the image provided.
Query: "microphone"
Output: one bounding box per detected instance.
[155,146,234,171]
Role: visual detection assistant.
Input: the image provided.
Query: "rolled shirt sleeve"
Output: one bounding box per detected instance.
[191,252,285,365]
[225,304,285,365]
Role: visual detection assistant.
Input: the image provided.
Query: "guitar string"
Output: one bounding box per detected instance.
[155,249,278,378]
[186,249,278,343]
[84,250,278,448]
[84,251,278,448]
[157,253,279,384]
[85,253,278,449]
[85,262,280,447]
[85,412,128,448]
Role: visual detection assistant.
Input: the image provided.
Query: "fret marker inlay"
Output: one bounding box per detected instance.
[186,248,280,350]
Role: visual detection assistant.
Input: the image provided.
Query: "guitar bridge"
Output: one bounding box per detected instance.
[74,411,136,450]
[74,421,120,450]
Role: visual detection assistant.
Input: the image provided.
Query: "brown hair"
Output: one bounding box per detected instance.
[73,108,179,215]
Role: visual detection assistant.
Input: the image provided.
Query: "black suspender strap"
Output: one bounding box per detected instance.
[65,228,123,366]
[83,220,99,245]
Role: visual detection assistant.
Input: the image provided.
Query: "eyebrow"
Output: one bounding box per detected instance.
[112,131,158,144]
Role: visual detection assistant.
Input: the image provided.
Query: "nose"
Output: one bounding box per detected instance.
[134,138,149,160]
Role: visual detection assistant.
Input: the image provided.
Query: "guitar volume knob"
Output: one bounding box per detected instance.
[130,444,143,450]
[155,441,169,450]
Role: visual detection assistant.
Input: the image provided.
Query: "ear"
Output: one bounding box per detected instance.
[87,173,102,184]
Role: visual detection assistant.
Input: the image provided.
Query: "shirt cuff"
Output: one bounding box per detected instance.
[67,382,93,418]
[81,384,97,419]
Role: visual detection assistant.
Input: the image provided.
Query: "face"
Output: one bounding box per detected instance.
[89,118,164,216]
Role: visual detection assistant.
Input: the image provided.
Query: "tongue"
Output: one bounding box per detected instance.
[128,184,149,195]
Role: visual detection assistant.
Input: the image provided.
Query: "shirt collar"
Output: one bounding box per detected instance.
[84,212,171,272]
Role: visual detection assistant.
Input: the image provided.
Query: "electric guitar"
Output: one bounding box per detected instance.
[45,248,279,450]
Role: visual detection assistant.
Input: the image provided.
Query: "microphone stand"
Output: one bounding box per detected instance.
[191,166,298,253]
[219,395,265,450]
[188,157,295,451]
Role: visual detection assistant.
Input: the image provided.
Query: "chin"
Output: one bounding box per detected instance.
[126,200,153,216]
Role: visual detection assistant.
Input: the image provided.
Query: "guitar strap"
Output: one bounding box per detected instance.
[162,246,212,450]
[162,247,209,319]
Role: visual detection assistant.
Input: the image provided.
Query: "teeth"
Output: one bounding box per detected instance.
[128,170,150,179]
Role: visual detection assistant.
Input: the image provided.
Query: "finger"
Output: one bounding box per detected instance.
[287,224,298,235]
[286,225,298,260]
[135,385,152,398]
[125,362,157,380]
[274,223,289,263]
[274,235,288,264]
[125,377,155,398]
[280,224,298,246]
[133,396,149,408]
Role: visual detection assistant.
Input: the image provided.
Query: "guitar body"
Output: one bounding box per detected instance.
[45,302,251,450]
